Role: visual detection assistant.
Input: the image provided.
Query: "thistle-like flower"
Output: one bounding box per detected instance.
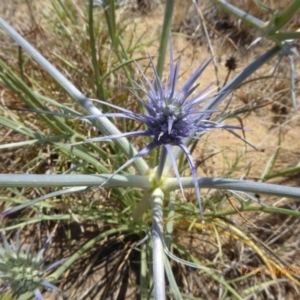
[0,231,63,299]
[81,39,242,217]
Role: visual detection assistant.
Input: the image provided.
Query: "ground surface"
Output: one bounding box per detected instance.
[1,1,300,299]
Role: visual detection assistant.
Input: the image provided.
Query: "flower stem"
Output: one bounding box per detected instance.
[156,0,175,79]
[212,0,265,31]
[151,188,166,300]
[156,146,167,183]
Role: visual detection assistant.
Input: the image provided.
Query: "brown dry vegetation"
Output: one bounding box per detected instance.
[1,0,300,299]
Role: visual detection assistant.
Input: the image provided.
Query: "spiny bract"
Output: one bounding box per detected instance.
[0,232,63,300]
[83,38,241,217]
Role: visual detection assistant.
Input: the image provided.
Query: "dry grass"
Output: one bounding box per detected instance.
[1,0,300,299]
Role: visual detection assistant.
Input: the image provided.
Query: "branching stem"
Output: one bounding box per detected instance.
[151,188,165,300]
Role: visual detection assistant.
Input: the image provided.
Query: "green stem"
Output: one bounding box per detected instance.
[156,0,175,79]
[154,0,175,166]
[272,0,300,33]
[212,0,265,30]
[88,0,105,100]
[264,166,300,180]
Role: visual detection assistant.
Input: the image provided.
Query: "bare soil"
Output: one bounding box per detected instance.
[1,1,300,299]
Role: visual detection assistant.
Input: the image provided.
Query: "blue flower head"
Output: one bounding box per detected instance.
[84,39,241,217]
